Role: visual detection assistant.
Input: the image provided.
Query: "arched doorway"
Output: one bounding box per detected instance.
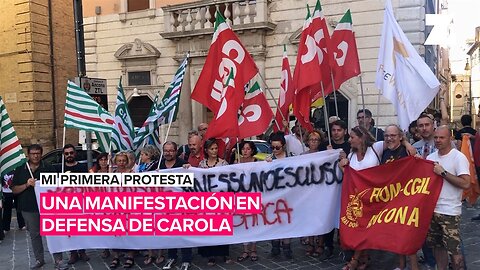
[128,96,153,127]
[312,92,349,131]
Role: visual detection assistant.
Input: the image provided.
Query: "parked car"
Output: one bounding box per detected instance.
[247,139,272,161]
[41,146,101,169]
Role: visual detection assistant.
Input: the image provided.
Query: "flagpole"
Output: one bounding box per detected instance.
[157,106,176,170]
[330,72,339,117]
[375,90,381,139]
[236,137,241,163]
[321,82,332,146]
[25,162,35,180]
[257,72,287,130]
[107,136,113,172]
[359,74,367,128]
[62,126,66,173]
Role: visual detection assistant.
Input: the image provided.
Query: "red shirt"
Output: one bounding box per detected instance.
[188,154,202,167]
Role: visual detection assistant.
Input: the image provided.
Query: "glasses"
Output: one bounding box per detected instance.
[64,151,75,156]
[271,145,283,150]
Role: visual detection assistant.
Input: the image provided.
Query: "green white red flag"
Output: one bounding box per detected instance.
[0,96,26,177]
[64,80,114,133]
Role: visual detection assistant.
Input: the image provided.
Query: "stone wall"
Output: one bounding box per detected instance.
[0,0,76,152]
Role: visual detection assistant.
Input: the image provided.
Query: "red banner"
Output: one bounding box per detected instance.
[340,156,443,255]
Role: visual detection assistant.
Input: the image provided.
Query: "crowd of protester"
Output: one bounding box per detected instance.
[2,106,479,270]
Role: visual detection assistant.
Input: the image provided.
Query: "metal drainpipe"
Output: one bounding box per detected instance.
[48,0,57,147]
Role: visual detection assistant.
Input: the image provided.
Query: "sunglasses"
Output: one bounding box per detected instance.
[271,145,283,150]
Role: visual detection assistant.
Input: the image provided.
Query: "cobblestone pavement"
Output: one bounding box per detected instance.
[1,206,479,270]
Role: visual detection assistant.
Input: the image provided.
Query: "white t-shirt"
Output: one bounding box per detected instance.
[285,134,307,156]
[427,149,470,216]
[348,141,384,170]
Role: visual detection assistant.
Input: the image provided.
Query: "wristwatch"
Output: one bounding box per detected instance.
[441,170,447,177]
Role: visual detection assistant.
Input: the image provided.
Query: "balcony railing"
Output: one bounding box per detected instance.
[161,0,275,39]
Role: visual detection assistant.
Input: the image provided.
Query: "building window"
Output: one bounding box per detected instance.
[127,0,149,12]
[128,71,151,86]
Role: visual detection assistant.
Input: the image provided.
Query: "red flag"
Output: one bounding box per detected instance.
[292,6,320,131]
[191,12,258,114]
[274,45,294,133]
[310,0,333,100]
[238,82,274,139]
[340,156,442,255]
[328,9,361,88]
[204,69,241,139]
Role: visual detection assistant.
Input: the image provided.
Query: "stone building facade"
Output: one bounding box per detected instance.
[0,0,77,151]
[83,0,446,145]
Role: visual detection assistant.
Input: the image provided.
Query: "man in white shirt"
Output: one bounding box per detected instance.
[426,126,470,270]
[284,124,307,156]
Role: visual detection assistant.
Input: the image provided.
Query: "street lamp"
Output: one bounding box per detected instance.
[464,58,472,115]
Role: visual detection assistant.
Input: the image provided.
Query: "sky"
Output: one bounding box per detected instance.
[447,0,480,73]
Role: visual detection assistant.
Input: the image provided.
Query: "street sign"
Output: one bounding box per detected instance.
[75,77,108,109]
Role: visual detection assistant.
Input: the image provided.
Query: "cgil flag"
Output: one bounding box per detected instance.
[238,81,274,139]
[292,5,320,131]
[192,12,257,139]
[274,45,294,133]
[111,78,135,151]
[310,0,333,100]
[203,68,241,139]
[375,0,440,130]
[0,96,26,177]
[64,80,114,133]
[328,9,361,89]
[133,54,189,148]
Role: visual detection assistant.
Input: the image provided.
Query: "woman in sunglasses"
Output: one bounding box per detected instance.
[266,131,289,161]
[265,131,293,259]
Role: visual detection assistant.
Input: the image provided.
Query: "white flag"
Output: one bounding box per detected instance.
[375,0,440,130]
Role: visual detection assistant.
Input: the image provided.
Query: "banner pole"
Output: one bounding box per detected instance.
[359,74,367,128]
[62,126,66,173]
[330,71,339,117]
[321,82,332,146]
[157,106,176,170]
[375,90,381,139]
